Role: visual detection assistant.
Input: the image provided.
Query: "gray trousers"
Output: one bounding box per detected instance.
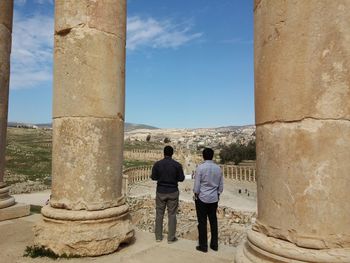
[155,191,179,241]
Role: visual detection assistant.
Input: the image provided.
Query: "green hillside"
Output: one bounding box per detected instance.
[4,128,154,190]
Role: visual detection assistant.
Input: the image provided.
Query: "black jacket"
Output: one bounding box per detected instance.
[151,156,185,193]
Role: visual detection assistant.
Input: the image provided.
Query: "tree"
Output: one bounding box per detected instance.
[219,140,256,164]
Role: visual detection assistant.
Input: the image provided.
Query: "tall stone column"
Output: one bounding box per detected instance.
[0,0,15,210]
[236,1,350,262]
[35,0,134,256]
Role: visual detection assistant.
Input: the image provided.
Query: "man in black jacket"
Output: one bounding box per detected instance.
[151,145,185,243]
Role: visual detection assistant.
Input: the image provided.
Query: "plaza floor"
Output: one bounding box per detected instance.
[1,213,235,263]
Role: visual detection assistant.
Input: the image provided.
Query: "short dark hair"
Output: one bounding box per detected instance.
[202,148,214,160]
[164,146,174,157]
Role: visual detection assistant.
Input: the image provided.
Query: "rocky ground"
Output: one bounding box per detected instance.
[128,196,254,247]
[127,179,257,247]
[5,171,50,194]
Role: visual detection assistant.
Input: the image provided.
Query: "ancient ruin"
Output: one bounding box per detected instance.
[0,0,14,210]
[1,0,350,261]
[0,0,30,221]
[33,0,134,256]
[235,1,350,262]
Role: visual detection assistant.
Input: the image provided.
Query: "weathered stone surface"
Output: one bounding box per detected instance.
[53,28,125,118]
[36,0,133,256]
[42,203,128,220]
[255,119,350,249]
[0,18,12,185]
[236,1,350,262]
[55,0,126,37]
[0,184,15,209]
[255,0,350,124]
[51,117,124,210]
[0,202,30,221]
[0,1,13,32]
[35,205,134,256]
[236,230,350,263]
[0,0,14,211]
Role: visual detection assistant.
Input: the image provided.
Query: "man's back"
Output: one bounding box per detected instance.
[151,157,185,193]
[151,146,184,243]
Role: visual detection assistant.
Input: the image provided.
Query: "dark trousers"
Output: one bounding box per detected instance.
[155,191,179,241]
[195,198,218,249]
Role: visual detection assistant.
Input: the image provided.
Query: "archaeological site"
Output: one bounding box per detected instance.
[1,0,349,262]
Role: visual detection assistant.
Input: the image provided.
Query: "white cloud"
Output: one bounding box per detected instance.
[10,12,54,89]
[127,16,202,50]
[10,12,202,89]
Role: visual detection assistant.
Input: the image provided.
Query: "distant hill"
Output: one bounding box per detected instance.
[124,123,158,132]
[215,125,255,132]
[8,121,158,131]
[8,121,253,132]
[35,123,52,128]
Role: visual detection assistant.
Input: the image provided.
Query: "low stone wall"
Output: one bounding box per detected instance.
[127,196,256,247]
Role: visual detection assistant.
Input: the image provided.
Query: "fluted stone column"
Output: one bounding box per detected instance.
[34,0,134,256]
[236,1,350,262]
[0,0,15,210]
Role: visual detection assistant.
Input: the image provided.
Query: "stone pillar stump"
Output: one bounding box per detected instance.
[0,0,15,210]
[236,1,350,262]
[34,0,134,256]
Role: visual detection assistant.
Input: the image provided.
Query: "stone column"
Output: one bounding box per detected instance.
[35,0,134,256]
[0,0,15,209]
[236,1,350,262]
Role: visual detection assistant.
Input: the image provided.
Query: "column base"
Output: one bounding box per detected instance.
[0,183,15,208]
[235,230,350,263]
[34,204,134,257]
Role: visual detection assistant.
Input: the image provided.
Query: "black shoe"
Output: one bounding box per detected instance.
[168,237,178,244]
[196,246,208,253]
[210,245,218,251]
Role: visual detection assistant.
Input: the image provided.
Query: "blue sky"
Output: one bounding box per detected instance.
[9,0,253,128]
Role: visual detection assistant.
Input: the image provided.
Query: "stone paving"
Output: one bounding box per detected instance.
[1,214,234,263]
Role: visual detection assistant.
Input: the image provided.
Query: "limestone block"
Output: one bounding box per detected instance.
[255,119,350,249]
[0,1,13,32]
[53,28,125,118]
[0,203,30,221]
[55,0,126,38]
[51,117,124,210]
[34,205,134,256]
[255,0,350,124]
